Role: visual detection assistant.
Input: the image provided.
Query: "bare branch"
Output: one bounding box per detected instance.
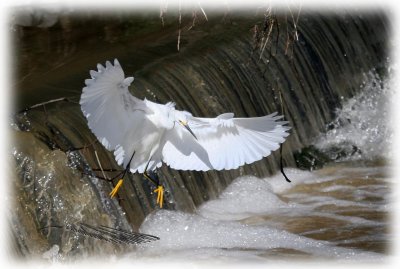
[198,1,208,21]
[159,0,168,27]
[188,10,197,31]
[177,0,182,51]
[287,3,299,41]
[94,150,108,180]
[259,19,275,60]
[19,97,68,113]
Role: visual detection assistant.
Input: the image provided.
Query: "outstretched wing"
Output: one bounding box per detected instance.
[80,59,159,171]
[161,112,290,171]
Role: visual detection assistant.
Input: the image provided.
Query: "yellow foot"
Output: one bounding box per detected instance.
[109,179,124,198]
[154,185,164,208]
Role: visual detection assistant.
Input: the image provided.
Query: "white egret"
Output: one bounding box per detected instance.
[80,59,290,208]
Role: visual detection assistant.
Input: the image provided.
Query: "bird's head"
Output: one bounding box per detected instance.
[175,111,198,140]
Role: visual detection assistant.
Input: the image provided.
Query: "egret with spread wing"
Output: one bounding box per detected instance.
[80,59,290,208]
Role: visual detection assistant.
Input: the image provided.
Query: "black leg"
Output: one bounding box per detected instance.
[109,151,135,198]
[143,159,160,186]
[121,151,136,178]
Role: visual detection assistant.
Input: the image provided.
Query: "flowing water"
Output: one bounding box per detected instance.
[8,7,392,264]
[127,73,393,263]
[134,165,390,263]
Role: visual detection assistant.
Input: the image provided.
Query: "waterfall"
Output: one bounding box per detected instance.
[10,9,388,258]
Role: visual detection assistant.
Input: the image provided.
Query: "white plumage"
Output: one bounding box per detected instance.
[80,59,290,175]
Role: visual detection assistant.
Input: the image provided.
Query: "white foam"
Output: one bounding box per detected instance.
[314,71,393,161]
[42,244,60,261]
[137,210,382,261]
[197,170,343,221]
[131,166,387,262]
[198,176,289,220]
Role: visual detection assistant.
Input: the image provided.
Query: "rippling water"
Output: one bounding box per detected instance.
[132,164,390,262]
[126,71,392,263]
[9,8,391,265]
[34,72,393,264]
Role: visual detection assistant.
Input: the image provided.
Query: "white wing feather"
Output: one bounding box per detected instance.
[161,112,290,171]
[80,59,161,172]
[81,59,290,174]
